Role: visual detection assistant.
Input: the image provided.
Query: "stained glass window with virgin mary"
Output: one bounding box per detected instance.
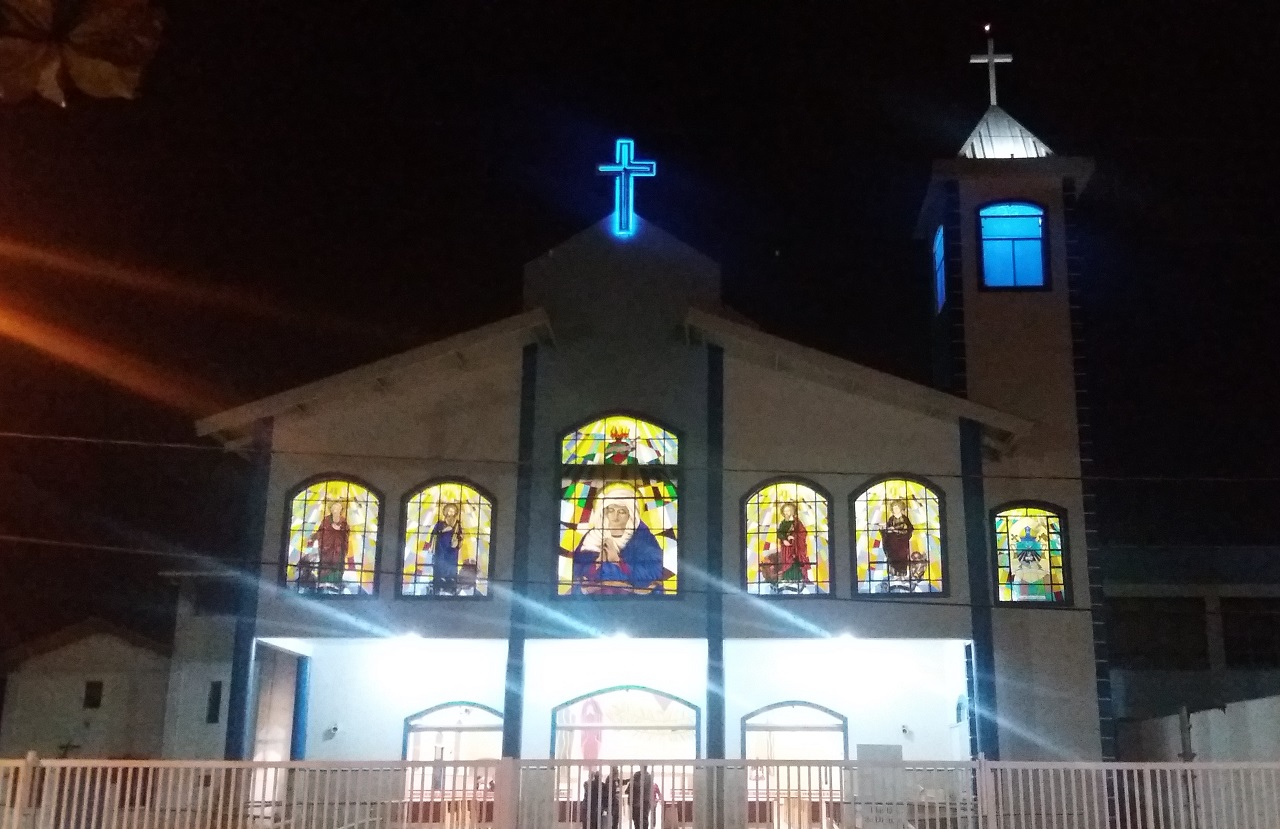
[558,415,678,596]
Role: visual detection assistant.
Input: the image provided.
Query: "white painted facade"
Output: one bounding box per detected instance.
[1122,695,1280,762]
[0,630,169,759]
[160,590,235,759]
[170,121,1104,764]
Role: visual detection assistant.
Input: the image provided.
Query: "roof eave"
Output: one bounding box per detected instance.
[196,308,553,441]
[685,308,1032,446]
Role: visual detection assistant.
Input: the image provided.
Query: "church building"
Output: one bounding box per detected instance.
[181,38,1109,767]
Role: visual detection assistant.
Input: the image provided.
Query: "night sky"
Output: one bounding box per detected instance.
[1,3,1276,647]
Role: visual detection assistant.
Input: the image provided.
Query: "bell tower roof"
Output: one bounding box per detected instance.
[959,105,1052,159]
[959,27,1052,159]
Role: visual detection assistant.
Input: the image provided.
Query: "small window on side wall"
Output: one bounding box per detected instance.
[83,681,103,709]
[979,202,1045,288]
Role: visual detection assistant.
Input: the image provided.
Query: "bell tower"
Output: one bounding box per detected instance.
[917,29,1111,760]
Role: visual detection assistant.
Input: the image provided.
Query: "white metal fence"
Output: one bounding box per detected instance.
[1,756,1278,829]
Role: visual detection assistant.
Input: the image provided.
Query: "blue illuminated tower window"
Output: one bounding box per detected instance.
[932,225,946,311]
[979,202,1046,288]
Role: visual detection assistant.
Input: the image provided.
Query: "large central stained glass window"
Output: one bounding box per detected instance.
[559,415,678,596]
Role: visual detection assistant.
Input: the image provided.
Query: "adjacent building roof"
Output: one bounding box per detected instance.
[959,105,1052,159]
[1,618,170,670]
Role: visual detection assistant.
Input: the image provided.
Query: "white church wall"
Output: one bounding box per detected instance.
[951,173,1101,761]
[989,610,1099,760]
[161,594,235,759]
[957,175,1081,480]
[299,637,508,760]
[0,634,168,759]
[722,355,973,638]
[518,221,716,640]
[723,638,970,761]
[521,638,708,759]
[983,471,1099,760]
[254,351,524,640]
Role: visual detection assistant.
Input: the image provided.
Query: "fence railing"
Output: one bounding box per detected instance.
[2,755,1278,829]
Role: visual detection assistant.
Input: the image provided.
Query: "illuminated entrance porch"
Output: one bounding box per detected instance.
[247,635,970,766]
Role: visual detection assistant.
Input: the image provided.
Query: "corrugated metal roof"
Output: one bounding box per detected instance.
[958,105,1052,159]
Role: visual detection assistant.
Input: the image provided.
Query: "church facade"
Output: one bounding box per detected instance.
[185,99,1108,766]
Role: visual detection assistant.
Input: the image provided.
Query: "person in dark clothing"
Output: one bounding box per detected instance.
[628,767,656,829]
[603,767,624,829]
[582,771,609,829]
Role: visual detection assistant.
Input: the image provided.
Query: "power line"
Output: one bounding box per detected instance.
[3,532,1279,616]
[2,430,1279,484]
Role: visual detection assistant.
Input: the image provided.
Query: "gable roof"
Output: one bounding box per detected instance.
[2,618,170,670]
[685,308,1031,447]
[196,303,1028,450]
[959,105,1052,159]
[197,308,552,440]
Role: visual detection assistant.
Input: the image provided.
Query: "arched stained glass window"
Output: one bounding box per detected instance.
[993,505,1068,603]
[745,480,830,596]
[933,225,946,312]
[285,478,379,595]
[561,415,678,465]
[979,202,1046,288]
[559,415,678,596]
[552,686,699,760]
[853,478,944,594]
[402,481,493,597]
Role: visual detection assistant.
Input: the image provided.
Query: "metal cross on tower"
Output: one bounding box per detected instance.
[597,138,656,238]
[969,25,1012,107]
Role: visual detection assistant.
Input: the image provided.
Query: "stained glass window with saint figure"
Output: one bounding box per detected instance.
[559,415,678,596]
[853,478,944,594]
[285,479,379,595]
[993,505,1067,602]
[402,481,493,597]
[745,481,830,595]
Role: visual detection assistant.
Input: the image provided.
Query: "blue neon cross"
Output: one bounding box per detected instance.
[597,138,656,238]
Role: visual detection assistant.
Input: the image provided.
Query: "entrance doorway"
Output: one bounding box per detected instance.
[742,703,846,829]
[552,686,699,760]
[404,702,504,763]
[743,702,847,761]
[250,645,306,807]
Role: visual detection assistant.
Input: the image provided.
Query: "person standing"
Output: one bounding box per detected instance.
[582,771,609,829]
[628,767,657,829]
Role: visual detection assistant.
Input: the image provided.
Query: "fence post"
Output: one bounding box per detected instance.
[492,759,519,829]
[976,754,997,829]
[12,752,38,829]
